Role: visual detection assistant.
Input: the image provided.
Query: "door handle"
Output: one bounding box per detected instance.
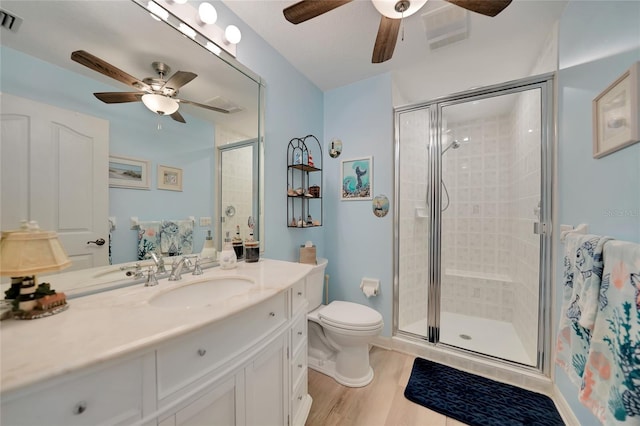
[87,238,106,246]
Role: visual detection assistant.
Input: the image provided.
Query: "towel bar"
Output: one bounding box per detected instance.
[560,223,588,243]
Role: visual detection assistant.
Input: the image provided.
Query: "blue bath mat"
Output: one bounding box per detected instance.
[404,358,564,426]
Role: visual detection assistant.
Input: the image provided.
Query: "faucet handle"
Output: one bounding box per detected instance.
[193,258,204,275]
[145,267,158,287]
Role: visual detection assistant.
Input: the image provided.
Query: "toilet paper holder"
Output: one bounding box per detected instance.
[360,277,380,298]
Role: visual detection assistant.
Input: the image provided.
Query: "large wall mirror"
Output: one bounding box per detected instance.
[0,0,264,291]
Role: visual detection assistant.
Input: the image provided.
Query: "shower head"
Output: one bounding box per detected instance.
[442,140,461,155]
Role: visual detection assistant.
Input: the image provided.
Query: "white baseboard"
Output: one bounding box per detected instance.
[552,384,580,426]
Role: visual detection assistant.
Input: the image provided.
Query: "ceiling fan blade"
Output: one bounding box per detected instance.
[177,99,230,114]
[94,92,143,104]
[161,71,197,91]
[445,0,512,17]
[71,50,150,91]
[170,111,186,123]
[283,0,352,24]
[372,16,400,64]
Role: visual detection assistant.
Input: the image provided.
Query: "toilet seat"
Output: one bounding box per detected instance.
[318,301,383,331]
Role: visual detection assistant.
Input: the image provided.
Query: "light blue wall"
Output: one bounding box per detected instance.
[215,3,326,261]
[324,74,394,337]
[0,46,216,263]
[556,1,640,423]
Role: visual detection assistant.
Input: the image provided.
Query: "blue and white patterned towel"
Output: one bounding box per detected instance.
[137,221,161,260]
[579,240,640,425]
[556,233,612,387]
[159,220,193,256]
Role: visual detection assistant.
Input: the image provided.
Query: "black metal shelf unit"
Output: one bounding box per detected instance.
[287,135,322,228]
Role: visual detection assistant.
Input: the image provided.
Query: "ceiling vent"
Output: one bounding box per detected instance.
[0,9,23,32]
[205,96,243,114]
[421,4,468,50]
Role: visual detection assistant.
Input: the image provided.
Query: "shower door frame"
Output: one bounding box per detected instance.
[393,73,555,375]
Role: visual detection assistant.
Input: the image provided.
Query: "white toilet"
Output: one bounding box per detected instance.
[306,258,383,387]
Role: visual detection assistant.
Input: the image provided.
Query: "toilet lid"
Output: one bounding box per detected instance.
[319,301,383,329]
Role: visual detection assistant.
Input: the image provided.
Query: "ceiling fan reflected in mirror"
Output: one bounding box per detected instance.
[283,0,512,63]
[70,50,231,123]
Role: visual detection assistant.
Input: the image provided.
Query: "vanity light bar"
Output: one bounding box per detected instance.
[135,0,238,58]
[0,8,23,32]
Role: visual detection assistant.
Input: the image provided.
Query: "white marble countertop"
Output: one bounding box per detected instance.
[0,259,313,394]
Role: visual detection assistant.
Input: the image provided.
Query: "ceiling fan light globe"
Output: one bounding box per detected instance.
[198,2,217,25]
[142,94,179,116]
[371,0,428,19]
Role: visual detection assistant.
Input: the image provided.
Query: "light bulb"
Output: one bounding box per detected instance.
[179,23,196,39]
[172,0,188,4]
[224,25,241,44]
[198,2,217,25]
[146,1,168,21]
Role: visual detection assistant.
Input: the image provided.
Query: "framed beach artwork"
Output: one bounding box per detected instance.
[108,155,150,189]
[341,156,372,200]
[593,61,640,158]
[157,165,183,191]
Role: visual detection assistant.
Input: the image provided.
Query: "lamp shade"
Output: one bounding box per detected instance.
[371,0,428,19]
[0,221,71,276]
[141,94,179,115]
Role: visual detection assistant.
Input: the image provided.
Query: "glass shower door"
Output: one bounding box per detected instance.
[438,89,543,366]
[396,107,431,338]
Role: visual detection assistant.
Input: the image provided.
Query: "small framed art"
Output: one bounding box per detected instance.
[157,165,183,191]
[341,156,372,200]
[108,155,150,189]
[593,61,640,158]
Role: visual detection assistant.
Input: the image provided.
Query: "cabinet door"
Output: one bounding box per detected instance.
[245,334,288,426]
[160,375,240,426]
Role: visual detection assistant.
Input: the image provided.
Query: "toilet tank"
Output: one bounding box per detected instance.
[306,258,328,312]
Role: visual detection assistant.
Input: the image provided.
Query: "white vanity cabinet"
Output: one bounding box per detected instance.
[289,278,312,426]
[0,260,314,426]
[0,355,145,426]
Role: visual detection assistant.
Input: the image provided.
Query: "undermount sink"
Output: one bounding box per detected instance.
[149,277,254,309]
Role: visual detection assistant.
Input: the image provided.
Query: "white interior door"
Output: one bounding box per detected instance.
[1,92,109,271]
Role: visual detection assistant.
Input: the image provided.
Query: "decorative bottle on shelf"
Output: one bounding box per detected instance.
[219,231,237,270]
[244,226,260,263]
[200,230,217,260]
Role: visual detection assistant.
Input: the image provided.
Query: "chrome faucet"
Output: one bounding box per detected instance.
[149,252,166,274]
[169,256,194,281]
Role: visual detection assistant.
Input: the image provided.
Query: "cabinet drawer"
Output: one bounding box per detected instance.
[291,279,306,314]
[291,344,307,390]
[290,370,308,422]
[291,313,307,355]
[157,293,287,400]
[1,358,142,426]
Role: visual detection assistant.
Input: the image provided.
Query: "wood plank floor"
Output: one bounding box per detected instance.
[306,347,468,426]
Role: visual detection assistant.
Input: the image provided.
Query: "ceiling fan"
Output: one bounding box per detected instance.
[70,50,230,123]
[283,0,513,63]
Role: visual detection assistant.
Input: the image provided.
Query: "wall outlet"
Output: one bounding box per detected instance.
[199,217,212,227]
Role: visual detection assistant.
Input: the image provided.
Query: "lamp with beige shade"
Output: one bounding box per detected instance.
[1,221,71,319]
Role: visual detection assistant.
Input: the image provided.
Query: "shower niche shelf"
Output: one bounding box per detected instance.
[287,135,322,228]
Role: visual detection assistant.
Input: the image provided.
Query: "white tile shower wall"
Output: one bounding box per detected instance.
[440,114,514,321]
[220,147,254,243]
[398,110,430,330]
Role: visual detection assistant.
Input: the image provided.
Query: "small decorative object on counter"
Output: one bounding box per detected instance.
[244,240,260,263]
[219,231,237,270]
[1,220,71,320]
[232,225,244,259]
[299,240,316,265]
[200,230,217,260]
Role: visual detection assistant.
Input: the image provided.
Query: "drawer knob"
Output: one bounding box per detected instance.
[269,312,275,317]
[73,401,87,415]
[297,331,303,336]
[197,349,207,357]
[297,292,303,296]
[298,395,303,401]
[298,364,303,368]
